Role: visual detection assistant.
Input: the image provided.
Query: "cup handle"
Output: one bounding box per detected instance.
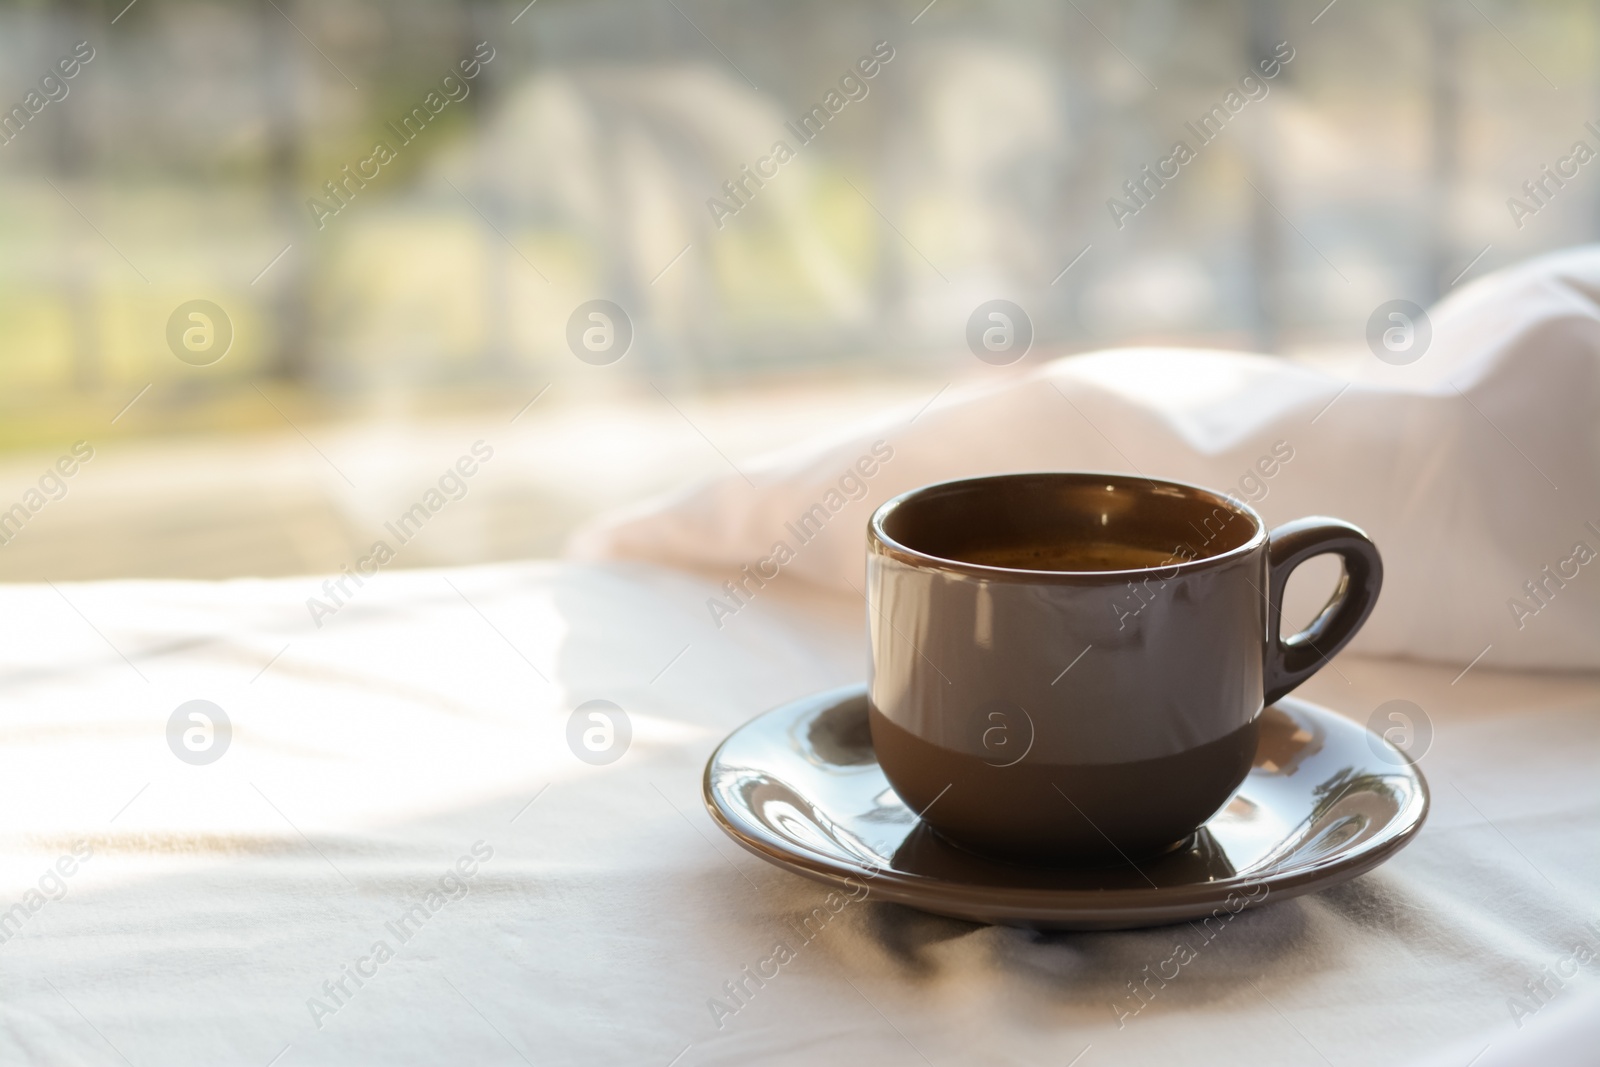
[1263,517,1384,706]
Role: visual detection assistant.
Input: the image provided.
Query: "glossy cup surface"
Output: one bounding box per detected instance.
[866,472,1272,864]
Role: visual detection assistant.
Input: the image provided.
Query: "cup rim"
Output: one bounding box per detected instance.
[868,471,1267,583]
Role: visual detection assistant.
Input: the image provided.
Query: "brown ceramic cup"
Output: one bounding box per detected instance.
[866,472,1382,865]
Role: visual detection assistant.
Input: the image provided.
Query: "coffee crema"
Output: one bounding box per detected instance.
[958,540,1180,572]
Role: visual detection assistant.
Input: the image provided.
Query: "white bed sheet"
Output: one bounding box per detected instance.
[1,561,1596,1066]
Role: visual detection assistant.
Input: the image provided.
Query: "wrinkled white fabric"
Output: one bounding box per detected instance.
[573,248,1600,671]
[0,563,1595,1065]
[1415,985,1600,1067]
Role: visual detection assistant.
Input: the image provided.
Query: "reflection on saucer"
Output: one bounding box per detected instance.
[890,823,1237,890]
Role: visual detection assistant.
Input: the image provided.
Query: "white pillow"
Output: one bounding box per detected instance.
[572,247,1600,671]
